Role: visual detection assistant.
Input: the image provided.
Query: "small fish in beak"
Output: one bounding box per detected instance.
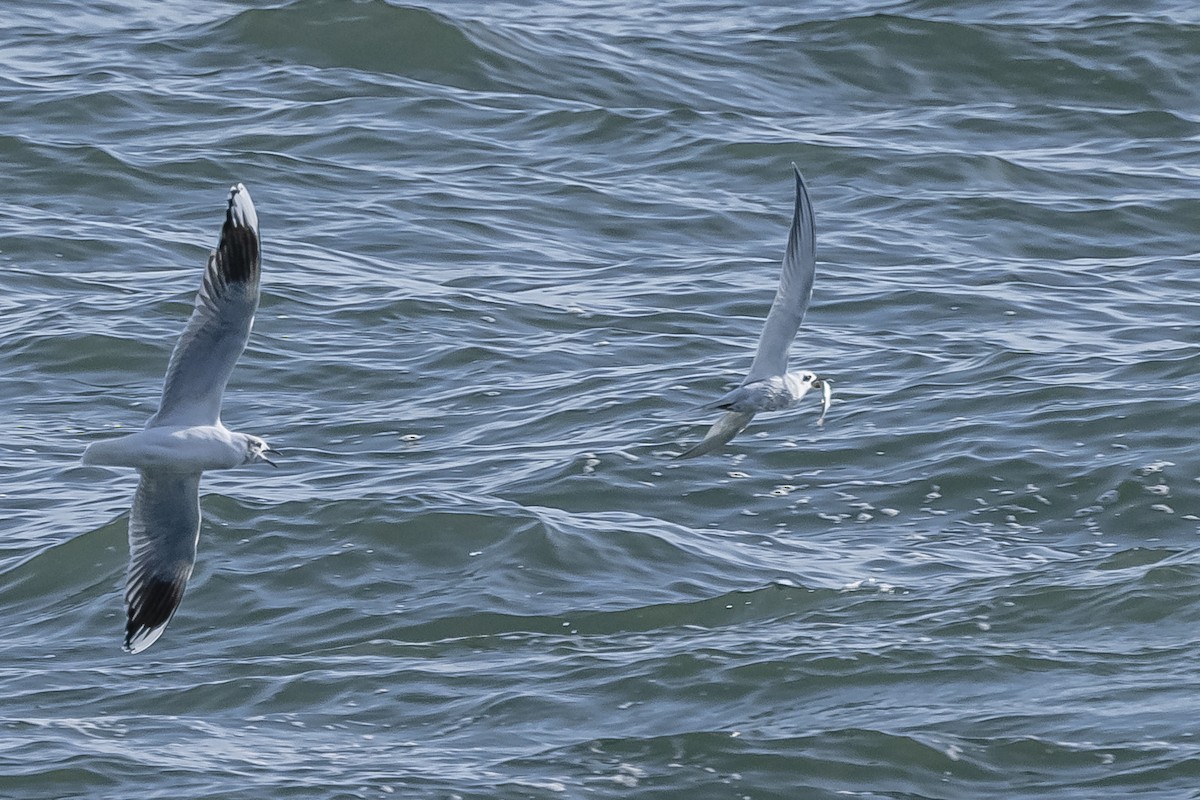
[813,378,832,425]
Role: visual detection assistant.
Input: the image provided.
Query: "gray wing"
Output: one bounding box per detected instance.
[123,471,202,653]
[743,165,817,384]
[676,411,756,459]
[147,184,261,428]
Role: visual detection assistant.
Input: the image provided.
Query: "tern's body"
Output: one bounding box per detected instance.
[704,372,818,414]
[679,166,829,459]
[82,183,273,653]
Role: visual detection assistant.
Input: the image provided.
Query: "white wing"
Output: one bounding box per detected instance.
[147,184,261,428]
[743,165,816,384]
[124,471,202,653]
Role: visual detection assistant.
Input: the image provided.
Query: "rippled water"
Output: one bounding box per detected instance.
[3,1,1200,797]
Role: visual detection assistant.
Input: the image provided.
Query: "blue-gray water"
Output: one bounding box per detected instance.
[3,1,1200,797]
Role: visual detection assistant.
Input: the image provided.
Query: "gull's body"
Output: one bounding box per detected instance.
[678,166,830,459]
[83,425,255,472]
[82,184,274,653]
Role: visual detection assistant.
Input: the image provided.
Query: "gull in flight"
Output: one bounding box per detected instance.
[678,165,831,459]
[82,184,276,653]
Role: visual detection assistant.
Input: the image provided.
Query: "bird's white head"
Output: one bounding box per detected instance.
[786,370,832,422]
[243,435,279,467]
[785,370,820,399]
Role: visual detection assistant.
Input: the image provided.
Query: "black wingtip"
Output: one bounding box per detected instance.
[124,574,187,654]
[217,184,260,285]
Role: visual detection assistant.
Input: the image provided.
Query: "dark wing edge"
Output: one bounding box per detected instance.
[123,472,202,654]
[212,183,261,291]
[148,184,262,428]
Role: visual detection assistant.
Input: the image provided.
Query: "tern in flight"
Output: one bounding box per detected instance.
[678,165,831,459]
[83,184,276,653]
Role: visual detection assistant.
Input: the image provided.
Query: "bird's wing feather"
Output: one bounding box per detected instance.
[676,411,756,459]
[124,470,202,653]
[743,165,816,384]
[147,184,260,428]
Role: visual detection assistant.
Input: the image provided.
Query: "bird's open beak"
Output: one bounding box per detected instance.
[263,448,280,468]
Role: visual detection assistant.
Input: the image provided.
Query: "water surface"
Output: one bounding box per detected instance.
[2,1,1200,797]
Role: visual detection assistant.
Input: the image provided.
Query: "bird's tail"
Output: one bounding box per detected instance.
[676,411,756,459]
